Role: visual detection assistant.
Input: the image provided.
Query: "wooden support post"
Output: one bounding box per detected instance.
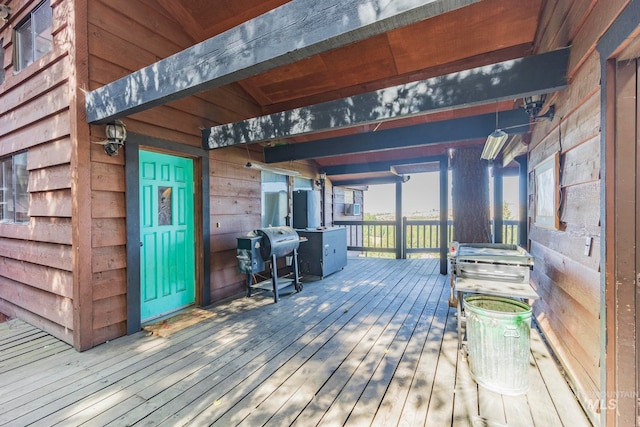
[439,156,449,275]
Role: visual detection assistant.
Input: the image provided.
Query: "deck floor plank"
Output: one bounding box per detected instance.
[0,258,592,427]
[113,259,393,426]
[194,260,412,426]
[91,259,379,426]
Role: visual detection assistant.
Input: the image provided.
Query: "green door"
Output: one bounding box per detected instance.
[139,150,195,321]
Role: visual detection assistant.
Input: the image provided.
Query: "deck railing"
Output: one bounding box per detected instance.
[334,219,519,257]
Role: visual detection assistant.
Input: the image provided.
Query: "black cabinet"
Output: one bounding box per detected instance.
[296,227,347,278]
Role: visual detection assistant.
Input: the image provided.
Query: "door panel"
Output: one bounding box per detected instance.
[139,150,195,321]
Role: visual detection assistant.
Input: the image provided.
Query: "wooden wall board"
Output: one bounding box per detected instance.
[91,321,126,348]
[92,294,126,330]
[0,238,72,271]
[561,137,600,186]
[561,181,601,227]
[91,245,127,273]
[90,191,126,218]
[0,218,72,245]
[29,164,72,192]
[92,269,127,301]
[0,276,73,330]
[0,113,71,157]
[27,138,72,170]
[91,162,125,192]
[0,57,68,114]
[91,218,127,248]
[0,83,69,134]
[530,222,600,269]
[29,190,72,218]
[88,0,185,58]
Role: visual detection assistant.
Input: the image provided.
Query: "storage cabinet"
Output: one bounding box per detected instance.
[296,227,347,278]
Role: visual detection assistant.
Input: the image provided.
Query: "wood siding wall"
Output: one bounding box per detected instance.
[529,0,631,423]
[86,0,273,344]
[0,0,75,344]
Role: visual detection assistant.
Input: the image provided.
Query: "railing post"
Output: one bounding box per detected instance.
[402,217,407,259]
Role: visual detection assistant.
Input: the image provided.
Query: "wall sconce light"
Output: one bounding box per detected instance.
[93,120,126,156]
[481,129,509,160]
[523,94,555,121]
[104,120,127,156]
[245,161,300,176]
[0,5,11,21]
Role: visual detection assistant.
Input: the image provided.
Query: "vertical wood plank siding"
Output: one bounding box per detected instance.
[529,0,631,423]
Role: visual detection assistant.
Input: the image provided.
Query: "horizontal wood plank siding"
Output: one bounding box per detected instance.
[0,0,75,345]
[527,0,632,422]
[85,0,264,342]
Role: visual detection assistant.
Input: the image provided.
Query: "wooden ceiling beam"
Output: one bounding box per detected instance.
[331,175,410,187]
[263,109,531,163]
[85,0,479,124]
[322,156,442,176]
[204,47,569,149]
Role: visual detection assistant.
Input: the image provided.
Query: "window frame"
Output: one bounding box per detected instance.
[0,152,29,224]
[14,0,52,72]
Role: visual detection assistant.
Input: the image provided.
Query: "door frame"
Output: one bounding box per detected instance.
[598,3,640,425]
[125,133,210,334]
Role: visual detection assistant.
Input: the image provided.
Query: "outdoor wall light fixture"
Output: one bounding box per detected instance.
[245,161,300,176]
[93,120,126,156]
[523,94,555,121]
[0,5,11,21]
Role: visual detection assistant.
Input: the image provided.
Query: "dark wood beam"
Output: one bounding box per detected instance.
[322,156,441,176]
[205,48,569,149]
[85,0,479,124]
[264,109,530,163]
[331,175,409,187]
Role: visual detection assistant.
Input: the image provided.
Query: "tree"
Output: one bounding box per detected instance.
[451,146,491,243]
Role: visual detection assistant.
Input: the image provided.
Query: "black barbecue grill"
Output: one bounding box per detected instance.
[237,226,304,302]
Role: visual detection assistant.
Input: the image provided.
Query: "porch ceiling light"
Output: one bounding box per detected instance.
[245,161,300,176]
[481,129,509,161]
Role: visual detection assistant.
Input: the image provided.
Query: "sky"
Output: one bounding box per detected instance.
[364,171,520,216]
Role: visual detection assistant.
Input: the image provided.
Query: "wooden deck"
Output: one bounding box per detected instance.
[0,258,591,426]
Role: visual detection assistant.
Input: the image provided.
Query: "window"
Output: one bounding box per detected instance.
[15,0,52,71]
[0,152,29,223]
[261,171,288,228]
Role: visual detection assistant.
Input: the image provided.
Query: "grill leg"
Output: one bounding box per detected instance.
[293,248,302,292]
[246,273,253,297]
[271,253,279,303]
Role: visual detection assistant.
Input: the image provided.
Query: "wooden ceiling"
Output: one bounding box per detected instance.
[156,0,544,182]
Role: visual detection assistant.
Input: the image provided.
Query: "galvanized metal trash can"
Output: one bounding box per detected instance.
[465,295,532,395]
